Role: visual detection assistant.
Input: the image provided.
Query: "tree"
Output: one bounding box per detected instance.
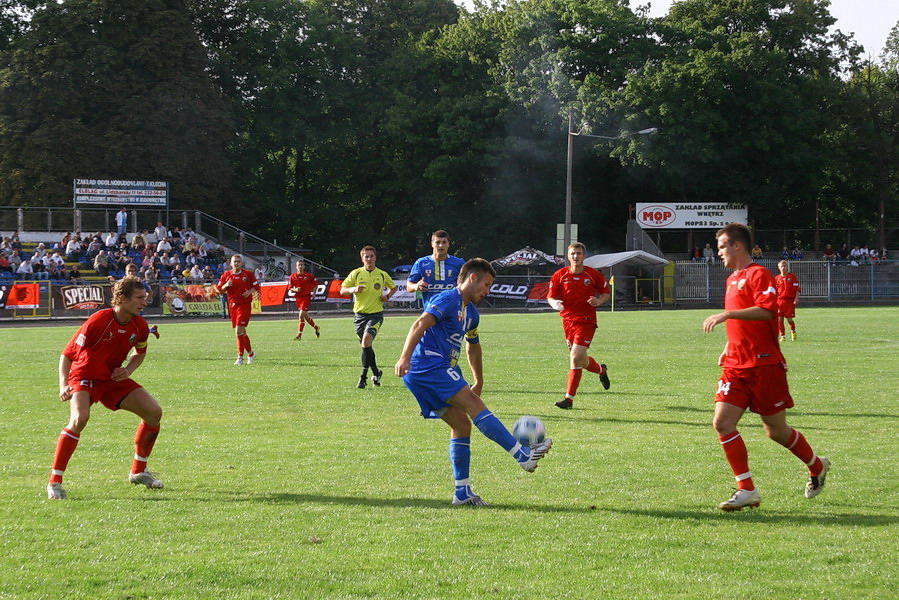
[0,0,236,210]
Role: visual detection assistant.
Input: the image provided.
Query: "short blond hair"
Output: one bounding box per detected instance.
[112,276,145,306]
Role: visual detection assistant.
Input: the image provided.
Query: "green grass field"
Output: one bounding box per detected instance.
[1,306,897,599]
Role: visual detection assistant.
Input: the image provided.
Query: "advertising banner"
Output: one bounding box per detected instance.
[73,178,169,207]
[54,284,111,310]
[160,282,259,316]
[635,203,747,229]
[0,283,41,309]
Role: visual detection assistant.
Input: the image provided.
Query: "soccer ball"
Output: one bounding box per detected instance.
[512,415,546,447]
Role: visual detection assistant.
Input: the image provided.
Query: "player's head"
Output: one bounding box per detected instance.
[459,258,495,303]
[112,275,148,309]
[360,245,377,269]
[715,222,752,268]
[296,259,305,272]
[778,259,790,273]
[567,242,586,266]
[431,230,450,258]
[230,255,244,270]
[125,263,138,276]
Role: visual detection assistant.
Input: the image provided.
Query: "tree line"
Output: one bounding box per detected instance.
[0,0,896,270]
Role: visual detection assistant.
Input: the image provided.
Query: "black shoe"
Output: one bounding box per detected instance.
[314,326,321,338]
[599,364,611,390]
[555,398,573,409]
[357,375,367,389]
[371,368,382,387]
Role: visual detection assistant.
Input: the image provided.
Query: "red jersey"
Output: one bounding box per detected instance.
[63,308,149,382]
[723,263,785,368]
[289,271,318,300]
[548,266,610,323]
[775,273,800,300]
[218,269,259,306]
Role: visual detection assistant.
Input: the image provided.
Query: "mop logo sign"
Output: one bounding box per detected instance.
[638,205,676,228]
[636,203,747,229]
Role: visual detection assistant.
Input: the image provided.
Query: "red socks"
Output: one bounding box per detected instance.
[719,431,754,490]
[784,428,823,475]
[236,333,252,356]
[50,428,80,484]
[566,368,583,397]
[586,356,602,374]
[132,422,161,475]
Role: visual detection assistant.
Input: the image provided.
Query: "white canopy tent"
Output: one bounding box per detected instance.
[584,250,669,271]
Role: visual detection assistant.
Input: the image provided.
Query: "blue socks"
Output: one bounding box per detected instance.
[473,409,526,460]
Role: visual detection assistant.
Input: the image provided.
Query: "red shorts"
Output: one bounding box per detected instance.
[777,298,796,319]
[563,319,597,348]
[230,303,252,328]
[715,364,794,415]
[69,378,142,411]
[295,297,312,311]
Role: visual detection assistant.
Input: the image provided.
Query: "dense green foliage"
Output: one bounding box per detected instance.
[1,308,897,598]
[0,1,896,266]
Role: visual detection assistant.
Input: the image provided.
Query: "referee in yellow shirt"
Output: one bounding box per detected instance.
[341,245,397,388]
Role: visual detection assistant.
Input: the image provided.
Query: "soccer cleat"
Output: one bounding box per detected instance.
[791,331,797,341]
[129,470,164,489]
[149,325,160,339]
[314,325,321,338]
[518,438,553,473]
[234,357,244,366]
[452,490,490,506]
[294,334,302,341]
[718,488,761,511]
[247,352,255,365]
[599,364,611,390]
[555,398,573,410]
[371,368,382,387]
[779,335,786,342]
[47,482,67,500]
[805,457,830,499]
[357,375,367,389]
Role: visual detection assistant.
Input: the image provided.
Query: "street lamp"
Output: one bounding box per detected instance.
[563,112,657,252]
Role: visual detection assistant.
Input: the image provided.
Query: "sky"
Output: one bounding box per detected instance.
[456,0,898,59]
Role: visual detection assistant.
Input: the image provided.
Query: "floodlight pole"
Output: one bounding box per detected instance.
[564,117,657,254]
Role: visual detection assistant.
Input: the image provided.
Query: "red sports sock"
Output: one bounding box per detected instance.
[566,368,583,397]
[236,335,244,356]
[132,422,161,475]
[719,431,754,490]
[783,428,822,474]
[586,356,602,374]
[789,323,796,332]
[50,428,80,484]
[299,321,306,333]
[778,320,785,336]
[244,334,253,355]
[308,317,317,328]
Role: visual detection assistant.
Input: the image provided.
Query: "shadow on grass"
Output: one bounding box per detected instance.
[667,405,899,420]
[602,506,899,527]
[213,491,600,513]
[539,413,709,428]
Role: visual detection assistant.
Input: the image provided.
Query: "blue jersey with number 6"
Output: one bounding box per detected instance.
[409,288,480,372]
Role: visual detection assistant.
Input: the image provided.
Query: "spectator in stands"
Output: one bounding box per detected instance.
[48,251,65,271]
[65,236,83,261]
[85,238,102,261]
[131,231,146,251]
[10,233,21,250]
[703,243,715,263]
[144,265,160,282]
[33,243,48,259]
[202,265,216,281]
[850,246,862,264]
[0,251,11,274]
[67,264,82,283]
[790,247,803,260]
[182,237,197,254]
[255,264,266,282]
[691,246,702,262]
[860,245,871,263]
[105,231,118,250]
[153,222,169,243]
[869,248,880,263]
[169,262,182,282]
[181,266,193,281]
[170,226,182,243]
[17,257,33,279]
[0,237,11,252]
[31,256,48,279]
[94,250,111,277]
[9,249,23,271]
[189,264,204,281]
[751,244,764,259]
[116,207,128,235]
[780,247,791,260]
[156,237,172,254]
[837,243,851,263]
[823,244,836,262]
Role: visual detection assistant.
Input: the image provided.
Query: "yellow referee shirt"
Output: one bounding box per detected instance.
[343,267,396,314]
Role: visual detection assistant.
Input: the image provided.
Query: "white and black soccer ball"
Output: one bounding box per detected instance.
[512,415,546,447]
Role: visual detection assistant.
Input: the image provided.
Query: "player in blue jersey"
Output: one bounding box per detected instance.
[395,258,553,506]
[406,230,466,306]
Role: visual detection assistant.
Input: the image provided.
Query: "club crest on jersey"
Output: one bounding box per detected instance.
[738,278,747,290]
[129,333,137,344]
[584,279,592,286]
[425,269,433,277]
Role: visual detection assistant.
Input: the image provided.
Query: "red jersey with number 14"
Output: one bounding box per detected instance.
[289,271,318,300]
[218,269,259,306]
[63,308,149,382]
[723,263,784,368]
[548,266,610,323]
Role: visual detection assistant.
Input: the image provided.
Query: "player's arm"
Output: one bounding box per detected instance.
[465,339,483,397]
[383,279,397,300]
[703,306,775,332]
[394,312,438,377]
[588,292,610,307]
[58,354,73,402]
[111,348,147,382]
[340,273,361,295]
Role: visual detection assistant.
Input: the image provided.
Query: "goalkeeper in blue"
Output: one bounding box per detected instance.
[395,258,553,506]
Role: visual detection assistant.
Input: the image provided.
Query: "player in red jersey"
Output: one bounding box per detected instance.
[216,254,261,365]
[703,223,829,511]
[546,242,611,410]
[775,260,801,341]
[47,276,164,499]
[288,258,320,340]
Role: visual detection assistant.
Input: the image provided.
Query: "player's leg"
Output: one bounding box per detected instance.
[440,407,485,506]
[760,410,828,498]
[48,391,92,499]
[302,308,320,337]
[713,398,760,511]
[119,387,164,489]
[295,305,305,339]
[448,386,552,472]
[787,316,796,339]
[361,317,383,386]
[777,314,786,340]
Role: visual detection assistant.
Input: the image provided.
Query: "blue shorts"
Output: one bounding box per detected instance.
[403,366,468,419]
